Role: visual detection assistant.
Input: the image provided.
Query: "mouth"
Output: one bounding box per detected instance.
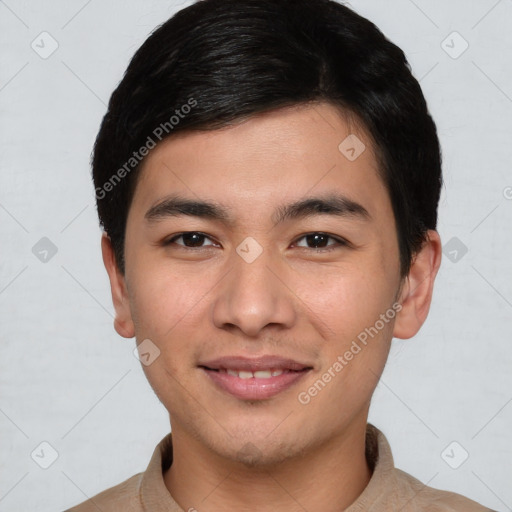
[198,355,313,400]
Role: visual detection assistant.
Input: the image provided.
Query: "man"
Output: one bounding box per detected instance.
[67,0,494,510]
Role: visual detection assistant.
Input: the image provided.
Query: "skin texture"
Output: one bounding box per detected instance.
[102,102,442,512]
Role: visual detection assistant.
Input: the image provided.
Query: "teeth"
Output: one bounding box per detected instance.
[254,370,272,378]
[221,368,287,379]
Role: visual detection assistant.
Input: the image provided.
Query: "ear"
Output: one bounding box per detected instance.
[101,232,135,339]
[393,230,442,339]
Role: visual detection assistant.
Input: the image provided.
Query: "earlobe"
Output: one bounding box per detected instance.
[393,230,442,340]
[100,233,135,339]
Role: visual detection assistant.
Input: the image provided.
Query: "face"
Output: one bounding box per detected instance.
[103,102,440,466]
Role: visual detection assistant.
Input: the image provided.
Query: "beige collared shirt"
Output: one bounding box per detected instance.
[65,423,494,511]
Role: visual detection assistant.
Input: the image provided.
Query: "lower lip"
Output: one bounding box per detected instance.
[201,368,310,400]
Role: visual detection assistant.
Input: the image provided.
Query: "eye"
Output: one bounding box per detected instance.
[293,232,348,251]
[164,232,218,248]
[162,231,348,251]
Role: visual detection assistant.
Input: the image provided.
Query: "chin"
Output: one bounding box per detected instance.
[207,422,312,468]
[230,437,301,468]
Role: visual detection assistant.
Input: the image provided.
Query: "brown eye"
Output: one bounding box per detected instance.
[164,232,217,248]
[294,232,347,251]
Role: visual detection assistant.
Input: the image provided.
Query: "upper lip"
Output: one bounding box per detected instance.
[199,355,312,372]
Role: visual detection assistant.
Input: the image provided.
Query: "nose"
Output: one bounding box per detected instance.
[211,244,297,338]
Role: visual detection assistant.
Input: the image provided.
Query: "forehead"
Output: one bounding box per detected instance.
[130,102,389,223]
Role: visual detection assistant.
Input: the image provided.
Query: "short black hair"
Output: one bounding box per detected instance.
[92,0,442,277]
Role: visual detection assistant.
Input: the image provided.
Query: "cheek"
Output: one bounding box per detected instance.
[292,262,394,341]
[127,261,206,344]
[127,260,225,393]
[129,267,205,403]
[295,264,396,402]
[298,272,395,415]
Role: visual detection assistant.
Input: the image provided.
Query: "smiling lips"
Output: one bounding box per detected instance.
[199,355,312,400]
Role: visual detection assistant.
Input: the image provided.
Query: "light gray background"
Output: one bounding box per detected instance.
[1,0,511,510]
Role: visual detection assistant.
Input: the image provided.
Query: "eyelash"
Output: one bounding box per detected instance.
[163,231,349,252]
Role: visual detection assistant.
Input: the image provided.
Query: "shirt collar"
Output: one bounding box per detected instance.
[140,422,394,511]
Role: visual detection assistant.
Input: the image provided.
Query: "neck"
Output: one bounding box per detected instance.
[164,418,372,512]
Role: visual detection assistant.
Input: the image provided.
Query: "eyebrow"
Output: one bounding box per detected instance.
[144,193,370,226]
